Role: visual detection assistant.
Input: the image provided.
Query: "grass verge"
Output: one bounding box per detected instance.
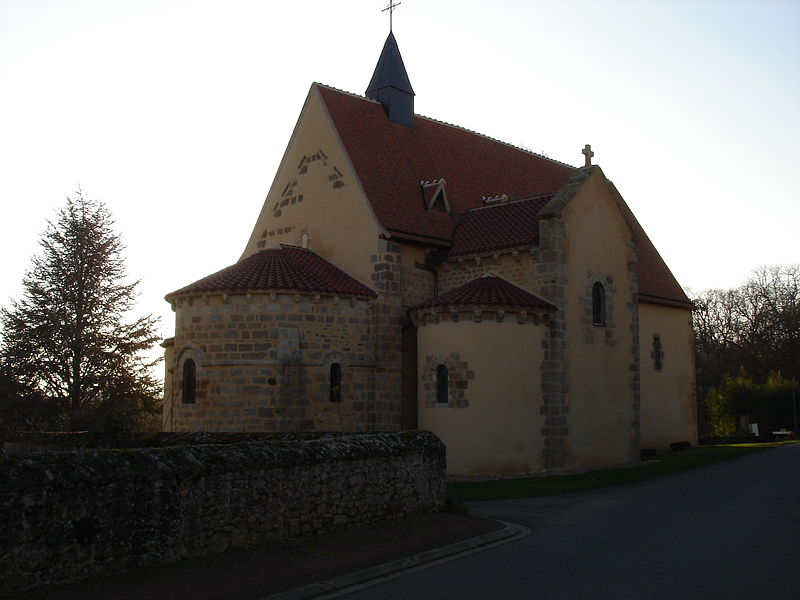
[448,442,797,501]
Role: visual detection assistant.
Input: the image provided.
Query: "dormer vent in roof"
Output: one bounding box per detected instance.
[482,194,509,205]
[366,32,415,127]
[421,179,450,214]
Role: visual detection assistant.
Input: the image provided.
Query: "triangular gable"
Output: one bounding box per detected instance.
[241,85,386,271]
[539,166,691,308]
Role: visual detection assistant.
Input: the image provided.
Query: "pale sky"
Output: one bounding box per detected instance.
[1,0,799,361]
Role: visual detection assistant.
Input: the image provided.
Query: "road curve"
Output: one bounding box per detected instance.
[336,444,800,600]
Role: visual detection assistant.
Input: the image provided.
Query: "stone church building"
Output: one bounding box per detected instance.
[162,32,697,475]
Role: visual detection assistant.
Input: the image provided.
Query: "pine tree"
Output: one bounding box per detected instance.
[0,189,161,431]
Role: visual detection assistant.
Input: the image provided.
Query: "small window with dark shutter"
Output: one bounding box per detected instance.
[653,335,663,371]
[436,364,449,404]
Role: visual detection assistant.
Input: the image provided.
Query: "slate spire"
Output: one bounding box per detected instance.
[366,32,415,127]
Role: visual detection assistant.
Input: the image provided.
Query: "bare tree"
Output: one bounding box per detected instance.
[740,265,800,381]
[0,189,160,431]
[693,265,799,436]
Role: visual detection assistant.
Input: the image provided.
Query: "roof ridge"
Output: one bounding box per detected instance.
[166,242,377,300]
[314,82,577,170]
[413,114,576,170]
[410,273,556,311]
[466,193,554,213]
[314,82,381,104]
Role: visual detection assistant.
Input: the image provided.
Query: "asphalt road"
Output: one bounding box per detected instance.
[335,444,800,600]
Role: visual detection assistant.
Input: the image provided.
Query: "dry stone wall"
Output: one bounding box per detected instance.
[0,431,446,595]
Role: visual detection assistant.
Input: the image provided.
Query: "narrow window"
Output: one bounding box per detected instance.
[182,358,196,404]
[436,364,449,404]
[653,335,663,371]
[592,282,606,326]
[330,362,342,402]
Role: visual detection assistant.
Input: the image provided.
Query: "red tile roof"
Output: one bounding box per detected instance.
[166,245,376,300]
[608,182,692,308]
[316,84,690,309]
[317,84,575,243]
[449,195,552,257]
[411,275,555,311]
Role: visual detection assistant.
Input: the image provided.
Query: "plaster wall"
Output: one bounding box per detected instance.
[417,318,547,475]
[241,86,381,287]
[561,173,639,468]
[639,302,698,448]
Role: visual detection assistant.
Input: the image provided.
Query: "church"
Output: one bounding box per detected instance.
[161,30,697,476]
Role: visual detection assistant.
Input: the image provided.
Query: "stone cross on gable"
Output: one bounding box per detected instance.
[383,0,401,32]
[582,144,594,167]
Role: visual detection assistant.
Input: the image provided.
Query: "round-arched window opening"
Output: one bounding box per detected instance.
[592,282,606,327]
[330,362,342,403]
[182,358,197,404]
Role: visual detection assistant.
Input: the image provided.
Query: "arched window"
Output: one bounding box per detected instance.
[182,358,196,404]
[436,364,449,404]
[330,362,342,402]
[592,282,606,327]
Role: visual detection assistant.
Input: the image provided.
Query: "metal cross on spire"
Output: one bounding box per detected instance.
[383,0,401,32]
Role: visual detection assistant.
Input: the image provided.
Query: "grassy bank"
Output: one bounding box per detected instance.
[448,442,797,501]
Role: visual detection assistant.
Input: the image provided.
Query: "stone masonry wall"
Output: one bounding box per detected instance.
[369,240,404,429]
[0,431,447,595]
[439,248,538,297]
[536,218,570,469]
[166,291,377,432]
[398,245,436,307]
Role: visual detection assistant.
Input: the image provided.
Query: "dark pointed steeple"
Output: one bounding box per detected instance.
[366,32,415,127]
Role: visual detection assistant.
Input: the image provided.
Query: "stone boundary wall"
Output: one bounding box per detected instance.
[2,431,384,453]
[0,431,446,594]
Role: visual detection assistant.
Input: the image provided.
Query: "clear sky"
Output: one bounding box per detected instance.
[1,0,798,355]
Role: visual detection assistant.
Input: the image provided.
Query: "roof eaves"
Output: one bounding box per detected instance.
[638,293,694,310]
[166,286,377,303]
[385,228,453,247]
[411,302,556,314]
[447,242,534,260]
